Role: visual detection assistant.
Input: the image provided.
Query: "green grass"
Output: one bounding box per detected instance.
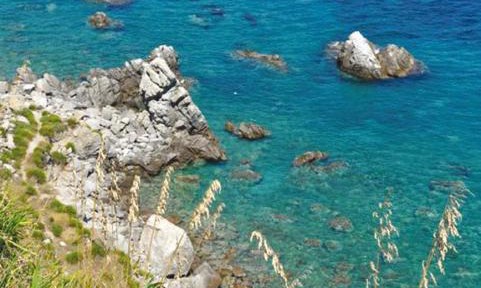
[49,199,76,217]
[24,185,37,196]
[65,142,76,153]
[15,108,37,127]
[67,118,78,129]
[26,168,47,184]
[51,223,63,237]
[65,251,82,264]
[51,151,67,165]
[31,142,52,168]
[91,241,107,258]
[0,169,12,180]
[39,112,67,138]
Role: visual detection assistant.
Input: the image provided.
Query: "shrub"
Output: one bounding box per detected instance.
[26,167,47,184]
[67,117,78,129]
[51,151,67,165]
[91,241,107,257]
[50,199,77,217]
[39,112,67,138]
[16,108,37,127]
[65,142,76,153]
[32,229,44,240]
[0,168,12,180]
[51,223,63,237]
[32,142,51,168]
[24,185,37,196]
[68,217,82,228]
[65,251,82,264]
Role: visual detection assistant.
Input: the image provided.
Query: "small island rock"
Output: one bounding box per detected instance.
[225,121,270,140]
[328,31,422,80]
[233,50,287,71]
[293,151,329,167]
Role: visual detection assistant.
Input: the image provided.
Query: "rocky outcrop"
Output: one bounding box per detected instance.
[138,215,194,277]
[88,12,122,30]
[0,45,225,282]
[164,262,222,288]
[225,121,270,140]
[327,31,423,80]
[233,50,287,72]
[293,151,329,167]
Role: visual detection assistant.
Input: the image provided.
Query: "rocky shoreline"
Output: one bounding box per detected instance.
[0,45,226,286]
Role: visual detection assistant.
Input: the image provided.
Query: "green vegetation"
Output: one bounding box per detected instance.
[24,184,37,196]
[49,199,76,217]
[26,167,47,184]
[31,142,52,168]
[65,142,76,153]
[51,151,67,165]
[67,117,79,129]
[91,241,107,258]
[39,111,67,138]
[0,168,12,180]
[51,223,63,237]
[65,251,82,264]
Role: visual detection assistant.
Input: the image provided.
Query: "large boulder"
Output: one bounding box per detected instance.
[138,215,194,278]
[293,151,329,167]
[328,31,422,80]
[88,12,122,30]
[164,262,222,288]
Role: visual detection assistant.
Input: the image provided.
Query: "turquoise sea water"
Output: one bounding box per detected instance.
[1,1,481,287]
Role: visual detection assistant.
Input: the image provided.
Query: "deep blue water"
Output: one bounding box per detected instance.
[1,1,481,287]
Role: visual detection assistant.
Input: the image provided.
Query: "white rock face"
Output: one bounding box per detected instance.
[328,31,421,80]
[138,215,194,278]
[164,262,222,288]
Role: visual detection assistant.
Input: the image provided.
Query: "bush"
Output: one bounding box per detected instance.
[32,229,44,240]
[49,199,77,217]
[67,118,78,129]
[39,112,67,138]
[16,108,37,127]
[91,241,107,257]
[0,168,12,180]
[51,151,67,165]
[26,168,47,184]
[65,251,82,264]
[65,142,76,153]
[32,142,51,168]
[51,223,63,237]
[24,185,37,196]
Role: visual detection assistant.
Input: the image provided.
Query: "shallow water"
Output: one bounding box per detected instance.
[1,0,481,287]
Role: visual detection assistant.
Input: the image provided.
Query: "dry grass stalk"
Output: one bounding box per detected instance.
[127,175,141,259]
[250,231,302,288]
[146,167,174,267]
[202,202,225,241]
[156,166,174,216]
[189,180,221,231]
[366,188,399,288]
[418,182,471,288]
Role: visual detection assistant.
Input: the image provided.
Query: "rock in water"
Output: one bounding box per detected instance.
[233,50,287,72]
[328,31,422,80]
[88,12,122,30]
[224,121,270,140]
[91,0,132,6]
[293,151,329,167]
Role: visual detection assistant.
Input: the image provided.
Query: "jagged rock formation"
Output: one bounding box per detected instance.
[0,45,225,286]
[327,31,423,80]
[224,120,270,140]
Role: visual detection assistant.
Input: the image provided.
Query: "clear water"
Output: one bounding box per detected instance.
[1,0,481,287]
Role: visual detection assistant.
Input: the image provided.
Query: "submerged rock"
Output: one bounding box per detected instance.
[429,180,465,192]
[230,168,262,183]
[328,31,423,80]
[225,121,270,140]
[314,161,348,174]
[233,50,287,71]
[293,151,329,167]
[328,216,353,233]
[88,12,123,30]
